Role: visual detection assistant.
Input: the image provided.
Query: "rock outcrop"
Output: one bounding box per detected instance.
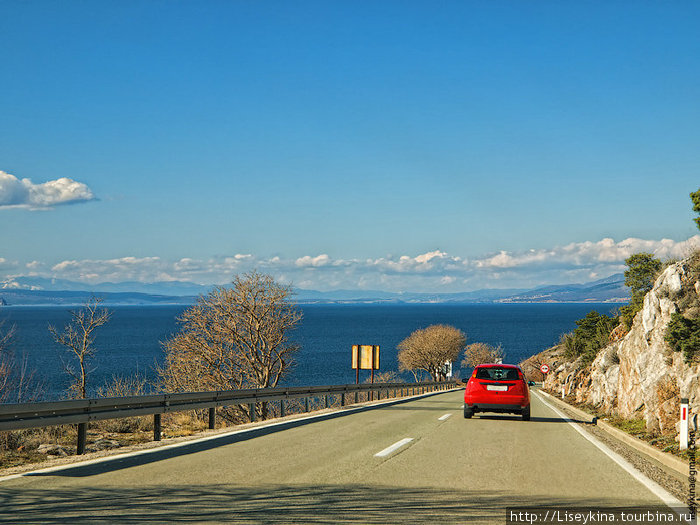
[541,255,700,436]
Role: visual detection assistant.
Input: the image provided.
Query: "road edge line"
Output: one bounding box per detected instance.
[539,389,688,478]
[534,391,689,519]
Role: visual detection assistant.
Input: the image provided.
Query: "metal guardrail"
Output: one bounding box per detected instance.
[0,380,458,454]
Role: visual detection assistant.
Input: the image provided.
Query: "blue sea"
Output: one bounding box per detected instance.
[0,303,619,400]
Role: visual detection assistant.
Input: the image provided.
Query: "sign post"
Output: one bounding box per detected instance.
[352,345,380,399]
[352,345,380,383]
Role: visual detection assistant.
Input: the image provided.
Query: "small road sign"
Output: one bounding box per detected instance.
[540,363,550,374]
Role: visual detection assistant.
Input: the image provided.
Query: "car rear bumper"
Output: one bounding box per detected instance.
[465,393,528,407]
[468,403,525,413]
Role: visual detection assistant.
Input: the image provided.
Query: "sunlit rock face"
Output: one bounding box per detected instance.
[542,257,700,435]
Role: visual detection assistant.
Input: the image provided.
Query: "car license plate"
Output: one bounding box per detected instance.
[486,385,508,391]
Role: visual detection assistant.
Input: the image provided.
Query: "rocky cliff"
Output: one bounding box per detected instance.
[539,254,700,437]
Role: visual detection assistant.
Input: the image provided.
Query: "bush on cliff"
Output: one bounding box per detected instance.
[665,313,700,364]
[620,253,662,329]
[562,310,618,365]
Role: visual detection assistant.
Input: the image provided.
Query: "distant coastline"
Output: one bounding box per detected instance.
[0,272,630,307]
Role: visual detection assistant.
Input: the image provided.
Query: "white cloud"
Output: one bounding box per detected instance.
[0,170,96,209]
[51,257,163,282]
[415,250,447,264]
[472,236,700,271]
[0,258,17,270]
[296,254,331,267]
[4,235,699,292]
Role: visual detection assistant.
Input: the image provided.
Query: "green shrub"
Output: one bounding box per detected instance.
[665,313,700,364]
[691,188,700,231]
[562,311,618,365]
[621,253,662,328]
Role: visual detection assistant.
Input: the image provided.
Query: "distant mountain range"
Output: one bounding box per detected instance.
[0,274,630,306]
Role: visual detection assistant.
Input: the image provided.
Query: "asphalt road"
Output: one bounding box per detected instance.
[0,390,684,524]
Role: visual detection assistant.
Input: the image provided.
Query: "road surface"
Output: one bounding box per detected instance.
[0,390,684,523]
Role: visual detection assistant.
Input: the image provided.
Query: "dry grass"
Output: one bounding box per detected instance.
[94,374,153,433]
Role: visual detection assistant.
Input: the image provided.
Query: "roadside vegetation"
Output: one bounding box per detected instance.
[49,297,112,399]
[461,342,504,369]
[560,311,618,365]
[557,248,665,367]
[619,253,662,330]
[663,189,700,364]
[397,324,466,381]
[158,270,302,422]
[558,394,690,460]
[664,253,700,365]
[664,204,700,364]
[0,320,41,405]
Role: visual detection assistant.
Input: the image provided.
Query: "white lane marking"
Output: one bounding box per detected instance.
[374,438,413,458]
[534,391,688,519]
[438,413,452,421]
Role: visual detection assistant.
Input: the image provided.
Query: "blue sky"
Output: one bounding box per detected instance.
[1,1,699,292]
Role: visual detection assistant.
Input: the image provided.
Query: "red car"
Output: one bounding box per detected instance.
[464,364,531,420]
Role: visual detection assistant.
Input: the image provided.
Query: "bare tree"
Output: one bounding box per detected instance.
[159,271,302,421]
[49,297,112,399]
[397,324,466,381]
[0,320,43,408]
[461,342,505,369]
[0,321,17,404]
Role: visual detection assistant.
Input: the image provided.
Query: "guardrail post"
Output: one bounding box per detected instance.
[341,393,345,407]
[76,422,87,455]
[305,397,310,413]
[249,404,256,422]
[355,391,358,404]
[154,414,162,441]
[281,399,286,417]
[208,407,216,430]
[325,395,329,409]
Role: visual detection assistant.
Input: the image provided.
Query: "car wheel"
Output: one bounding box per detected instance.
[464,405,473,419]
[521,405,531,421]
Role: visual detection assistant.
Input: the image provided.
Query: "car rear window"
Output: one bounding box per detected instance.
[475,367,520,381]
